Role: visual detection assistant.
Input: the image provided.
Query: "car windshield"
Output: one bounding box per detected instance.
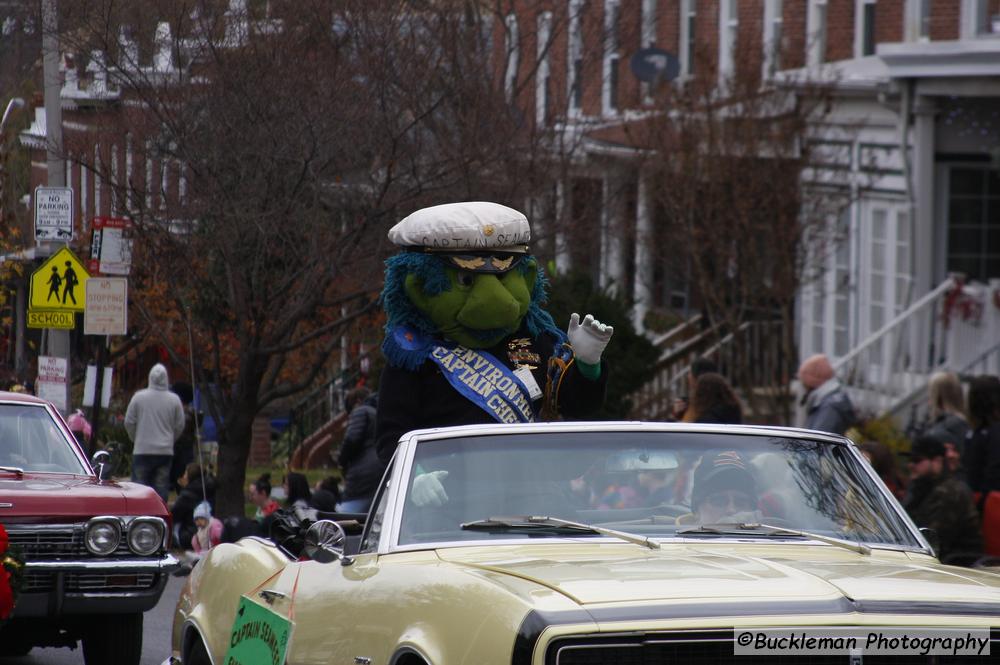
[0,403,89,474]
[397,430,921,549]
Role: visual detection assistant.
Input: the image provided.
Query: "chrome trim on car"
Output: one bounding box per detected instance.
[24,552,179,571]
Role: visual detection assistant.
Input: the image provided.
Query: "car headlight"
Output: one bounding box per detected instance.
[127,518,165,556]
[85,518,122,555]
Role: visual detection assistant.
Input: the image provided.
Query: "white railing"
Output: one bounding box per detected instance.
[630,318,787,421]
[833,276,1000,420]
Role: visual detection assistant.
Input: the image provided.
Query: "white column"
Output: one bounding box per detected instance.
[554,178,572,273]
[633,171,654,332]
[912,95,936,371]
[913,97,936,297]
[600,172,626,294]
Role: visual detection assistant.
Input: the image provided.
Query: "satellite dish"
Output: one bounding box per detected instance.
[630,48,680,84]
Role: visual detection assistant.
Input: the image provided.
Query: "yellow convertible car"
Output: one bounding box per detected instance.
[166,422,1000,665]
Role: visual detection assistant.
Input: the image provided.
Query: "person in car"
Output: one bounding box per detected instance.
[677,450,760,525]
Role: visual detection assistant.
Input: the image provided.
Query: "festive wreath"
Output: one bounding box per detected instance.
[0,523,25,625]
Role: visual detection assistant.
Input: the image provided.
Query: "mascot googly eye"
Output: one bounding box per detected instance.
[375,202,613,466]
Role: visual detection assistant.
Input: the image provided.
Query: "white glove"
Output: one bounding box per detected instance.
[411,470,449,507]
[566,313,614,365]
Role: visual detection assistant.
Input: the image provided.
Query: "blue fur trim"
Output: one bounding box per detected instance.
[524,262,563,341]
[379,252,564,366]
[381,325,435,371]
[380,253,449,336]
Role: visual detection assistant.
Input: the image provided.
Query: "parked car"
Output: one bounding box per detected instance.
[168,422,1000,665]
[0,391,177,663]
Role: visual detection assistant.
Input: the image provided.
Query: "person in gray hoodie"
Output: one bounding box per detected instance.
[125,363,186,502]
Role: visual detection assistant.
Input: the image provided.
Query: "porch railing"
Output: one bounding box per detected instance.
[832,276,1000,422]
[630,317,789,421]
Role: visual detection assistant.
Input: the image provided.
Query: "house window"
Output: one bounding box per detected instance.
[568,0,584,114]
[719,0,738,79]
[603,0,620,114]
[536,12,552,125]
[763,0,784,77]
[905,0,931,40]
[947,166,1000,282]
[641,0,657,47]
[962,0,999,37]
[807,0,828,66]
[504,14,519,102]
[641,0,657,100]
[856,0,877,57]
[680,0,697,76]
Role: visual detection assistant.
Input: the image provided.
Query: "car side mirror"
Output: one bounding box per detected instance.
[919,527,940,557]
[303,520,353,566]
[91,450,111,482]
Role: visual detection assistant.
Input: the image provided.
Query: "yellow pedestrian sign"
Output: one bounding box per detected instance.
[30,246,90,313]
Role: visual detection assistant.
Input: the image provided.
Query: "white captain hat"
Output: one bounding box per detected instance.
[388,202,531,273]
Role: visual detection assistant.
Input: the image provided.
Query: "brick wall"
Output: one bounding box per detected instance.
[875,0,904,44]
[930,0,960,40]
[782,0,807,70]
[825,0,855,62]
[248,415,272,467]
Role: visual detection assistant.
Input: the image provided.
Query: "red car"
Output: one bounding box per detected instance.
[0,391,178,664]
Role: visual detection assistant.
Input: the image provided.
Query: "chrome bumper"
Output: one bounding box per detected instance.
[24,554,180,572]
[13,552,179,617]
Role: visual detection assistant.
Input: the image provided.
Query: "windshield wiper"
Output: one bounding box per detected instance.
[0,466,24,477]
[678,522,870,555]
[461,515,660,550]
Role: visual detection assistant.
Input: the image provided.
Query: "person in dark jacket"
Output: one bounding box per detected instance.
[797,354,856,435]
[336,388,382,513]
[903,436,982,565]
[965,375,1000,497]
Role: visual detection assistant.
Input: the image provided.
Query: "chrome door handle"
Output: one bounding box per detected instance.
[258,589,288,605]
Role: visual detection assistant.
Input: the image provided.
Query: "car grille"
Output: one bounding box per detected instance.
[23,571,158,593]
[548,630,1000,664]
[7,524,133,558]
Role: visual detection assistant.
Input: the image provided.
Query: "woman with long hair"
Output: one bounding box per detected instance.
[682,373,743,425]
[923,371,970,473]
[282,471,312,511]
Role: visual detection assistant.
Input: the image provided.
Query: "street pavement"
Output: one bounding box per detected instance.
[4,571,185,665]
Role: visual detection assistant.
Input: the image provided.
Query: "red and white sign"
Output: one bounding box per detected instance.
[88,217,133,276]
[36,355,69,411]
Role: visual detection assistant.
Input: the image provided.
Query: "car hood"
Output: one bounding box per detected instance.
[437,543,1000,608]
[0,473,167,521]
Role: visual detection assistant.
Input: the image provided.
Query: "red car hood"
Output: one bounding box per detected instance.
[0,473,168,523]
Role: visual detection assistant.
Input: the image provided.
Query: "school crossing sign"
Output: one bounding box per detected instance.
[28,246,90,328]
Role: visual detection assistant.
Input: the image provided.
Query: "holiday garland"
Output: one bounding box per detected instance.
[0,523,24,625]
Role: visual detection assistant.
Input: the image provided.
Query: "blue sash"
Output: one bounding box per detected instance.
[428,344,536,424]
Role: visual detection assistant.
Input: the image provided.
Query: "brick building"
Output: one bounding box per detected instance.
[495,0,1000,417]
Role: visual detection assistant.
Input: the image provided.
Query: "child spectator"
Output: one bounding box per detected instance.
[191,501,223,553]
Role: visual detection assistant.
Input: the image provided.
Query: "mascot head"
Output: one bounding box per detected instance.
[381,202,559,363]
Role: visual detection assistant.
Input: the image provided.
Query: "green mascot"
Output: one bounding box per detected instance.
[375,202,613,493]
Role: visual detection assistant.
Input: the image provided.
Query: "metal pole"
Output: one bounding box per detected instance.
[42,0,71,414]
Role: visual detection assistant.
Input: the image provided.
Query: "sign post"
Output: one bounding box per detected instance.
[33,186,74,243]
[83,277,128,455]
[36,355,68,411]
[28,245,89,329]
[88,217,133,276]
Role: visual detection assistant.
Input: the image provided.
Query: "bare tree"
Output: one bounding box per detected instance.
[50,0,559,515]
[638,41,855,423]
